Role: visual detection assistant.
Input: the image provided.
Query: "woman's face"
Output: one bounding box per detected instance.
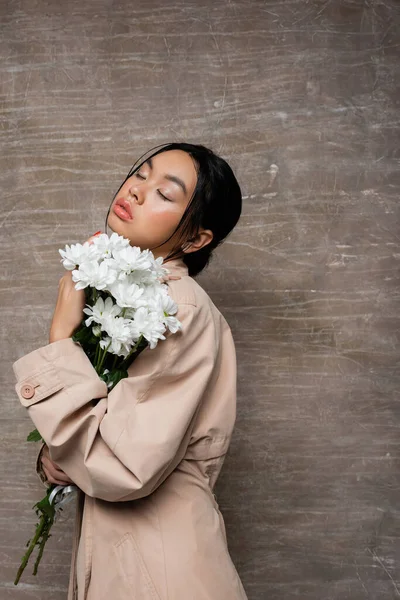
[107,149,198,259]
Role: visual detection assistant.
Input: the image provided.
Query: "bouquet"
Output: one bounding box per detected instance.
[15,232,182,585]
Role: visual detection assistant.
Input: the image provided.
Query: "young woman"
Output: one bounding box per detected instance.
[13,142,248,599]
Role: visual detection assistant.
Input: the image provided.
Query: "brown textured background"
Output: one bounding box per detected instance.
[2,1,400,598]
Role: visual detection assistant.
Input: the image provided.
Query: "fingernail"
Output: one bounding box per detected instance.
[93,231,102,236]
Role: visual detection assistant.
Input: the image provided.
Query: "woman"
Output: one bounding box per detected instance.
[13,142,248,600]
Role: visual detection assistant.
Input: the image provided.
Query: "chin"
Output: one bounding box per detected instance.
[107,213,125,236]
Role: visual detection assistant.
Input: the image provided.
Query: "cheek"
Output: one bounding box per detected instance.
[147,205,183,230]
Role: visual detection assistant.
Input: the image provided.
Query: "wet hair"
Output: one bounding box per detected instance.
[105,142,242,277]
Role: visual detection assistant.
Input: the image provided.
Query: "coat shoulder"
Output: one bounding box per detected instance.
[166,276,234,343]
[166,275,210,310]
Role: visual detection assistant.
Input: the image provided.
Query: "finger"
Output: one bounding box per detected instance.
[42,456,63,479]
[48,474,69,485]
[86,231,102,245]
[45,467,73,485]
[58,270,73,286]
[42,464,69,486]
[41,447,74,483]
[160,275,182,283]
[42,455,67,476]
[53,464,73,481]
[42,456,73,483]
[49,458,63,472]
[42,455,61,471]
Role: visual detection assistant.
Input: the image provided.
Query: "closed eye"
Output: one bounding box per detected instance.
[158,191,171,202]
[135,171,172,201]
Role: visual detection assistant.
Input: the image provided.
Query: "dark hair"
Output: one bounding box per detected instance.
[105,142,242,277]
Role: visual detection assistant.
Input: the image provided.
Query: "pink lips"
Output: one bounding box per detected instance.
[114,198,133,220]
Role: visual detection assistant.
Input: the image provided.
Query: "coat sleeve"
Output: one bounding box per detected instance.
[13,302,217,502]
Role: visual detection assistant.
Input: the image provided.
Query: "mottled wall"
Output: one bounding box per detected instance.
[2,1,400,598]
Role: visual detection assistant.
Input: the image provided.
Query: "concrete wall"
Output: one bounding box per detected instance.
[2,1,399,598]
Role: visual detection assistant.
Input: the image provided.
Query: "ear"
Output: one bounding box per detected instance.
[182,229,214,254]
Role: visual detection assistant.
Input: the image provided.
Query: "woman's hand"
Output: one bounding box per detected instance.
[48,270,85,344]
[41,445,75,486]
[49,233,100,344]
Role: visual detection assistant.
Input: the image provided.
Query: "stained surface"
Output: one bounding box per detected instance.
[1,1,400,598]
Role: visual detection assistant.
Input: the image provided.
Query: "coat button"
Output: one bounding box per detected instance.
[21,384,35,399]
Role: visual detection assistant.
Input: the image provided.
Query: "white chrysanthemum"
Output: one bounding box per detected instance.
[92,324,102,337]
[102,314,132,341]
[143,289,181,334]
[143,312,168,349]
[92,232,130,259]
[146,288,178,316]
[100,315,135,355]
[112,246,153,278]
[59,242,98,270]
[108,280,145,309]
[83,296,121,327]
[109,232,131,250]
[126,306,148,338]
[72,261,118,290]
[129,308,167,350]
[117,252,168,285]
[139,282,167,305]
[164,315,182,334]
[152,255,169,279]
[119,269,155,285]
[100,335,132,357]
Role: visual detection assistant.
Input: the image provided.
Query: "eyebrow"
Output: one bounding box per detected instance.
[145,157,188,196]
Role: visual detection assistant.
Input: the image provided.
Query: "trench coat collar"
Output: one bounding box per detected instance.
[162,256,189,278]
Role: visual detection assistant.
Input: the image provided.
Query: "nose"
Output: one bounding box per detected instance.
[128,183,145,205]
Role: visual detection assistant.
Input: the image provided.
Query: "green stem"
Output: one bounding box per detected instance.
[97,342,111,374]
[33,518,53,576]
[94,343,100,369]
[14,514,48,585]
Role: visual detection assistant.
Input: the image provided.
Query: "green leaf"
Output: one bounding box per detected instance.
[100,368,129,390]
[27,429,43,442]
[35,492,56,520]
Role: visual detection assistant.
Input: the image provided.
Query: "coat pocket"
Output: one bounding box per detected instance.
[113,532,161,600]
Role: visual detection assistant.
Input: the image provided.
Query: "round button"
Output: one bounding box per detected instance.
[21,384,35,399]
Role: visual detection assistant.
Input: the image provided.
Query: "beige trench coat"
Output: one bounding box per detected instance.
[13,257,248,600]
